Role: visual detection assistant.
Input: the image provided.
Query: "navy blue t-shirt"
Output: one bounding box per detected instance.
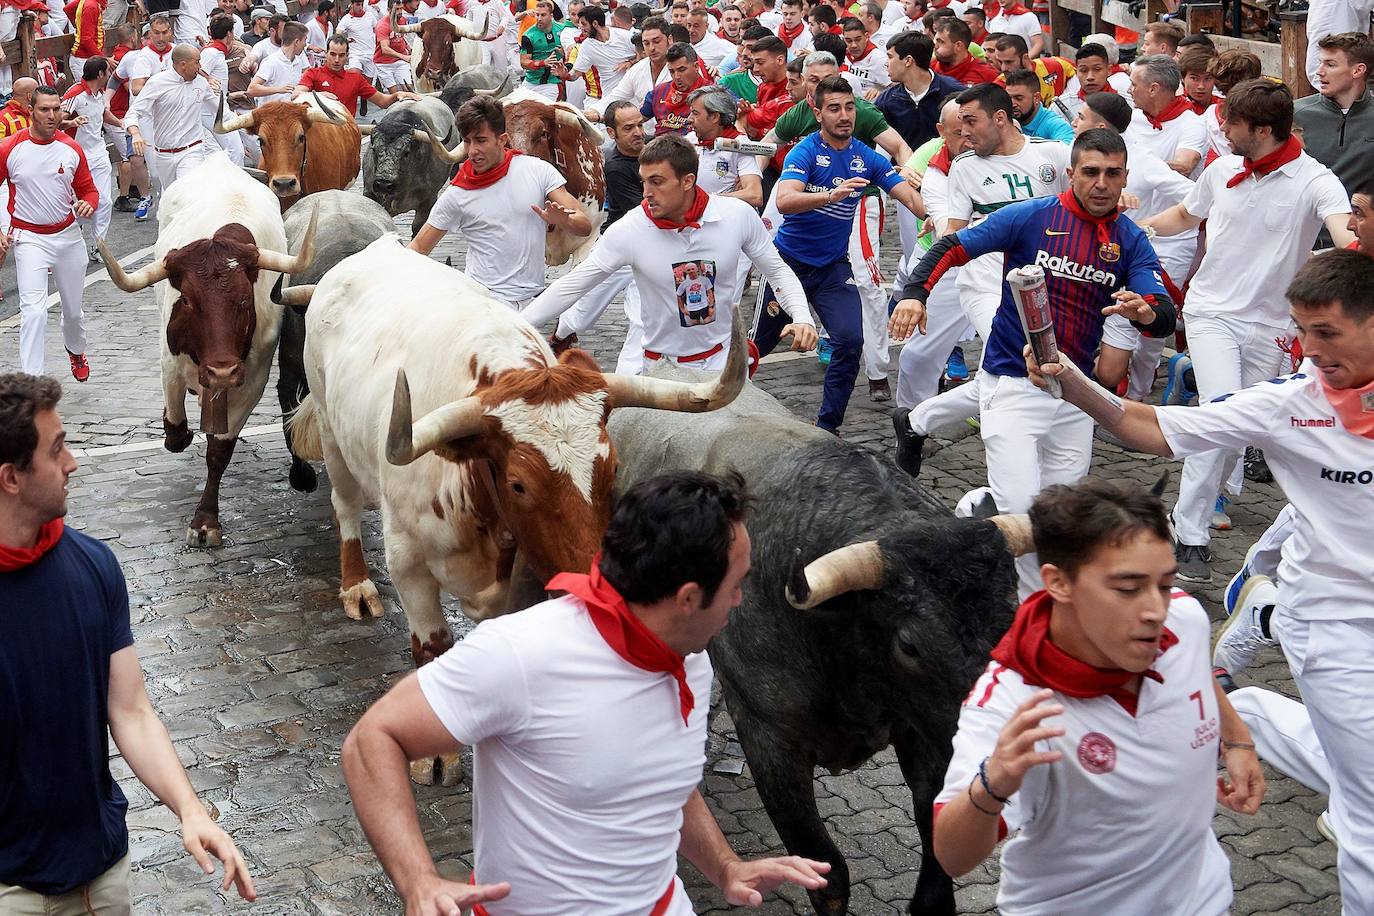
[773,131,904,267]
[0,528,133,894]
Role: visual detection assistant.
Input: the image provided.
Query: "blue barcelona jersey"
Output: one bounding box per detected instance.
[952,194,1167,378]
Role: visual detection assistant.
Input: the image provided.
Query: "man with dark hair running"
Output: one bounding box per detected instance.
[343,471,830,914]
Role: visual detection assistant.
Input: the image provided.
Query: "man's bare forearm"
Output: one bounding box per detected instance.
[678,790,741,889]
[110,706,204,819]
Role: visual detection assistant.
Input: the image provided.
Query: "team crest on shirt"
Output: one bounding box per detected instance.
[816,154,831,167]
[1078,732,1117,774]
[850,155,865,171]
[1098,242,1121,263]
[714,160,729,179]
[1037,164,1056,184]
[57,164,65,175]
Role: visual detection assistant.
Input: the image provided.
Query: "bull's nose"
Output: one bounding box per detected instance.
[201,364,244,388]
[271,177,299,195]
[373,178,396,193]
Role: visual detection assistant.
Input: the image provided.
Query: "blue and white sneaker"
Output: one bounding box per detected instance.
[1213,574,1278,676]
[1161,352,1196,406]
[134,195,154,221]
[1211,494,1233,530]
[1224,549,1255,618]
[816,336,833,366]
[945,346,969,382]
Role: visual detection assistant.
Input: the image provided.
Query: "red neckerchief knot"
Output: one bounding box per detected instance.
[1144,95,1193,130]
[548,555,695,727]
[642,186,709,230]
[450,148,521,190]
[1057,189,1116,248]
[778,19,805,46]
[697,126,739,149]
[847,41,876,63]
[928,144,952,175]
[0,518,63,572]
[991,590,1177,716]
[1318,371,1374,439]
[1226,134,1302,188]
[1079,81,1116,100]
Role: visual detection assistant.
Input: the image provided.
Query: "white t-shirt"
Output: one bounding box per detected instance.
[692,32,735,70]
[572,30,635,100]
[776,24,813,55]
[122,43,173,83]
[936,593,1232,916]
[415,0,445,21]
[254,48,308,103]
[988,9,1041,47]
[428,155,567,303]
[1122,136,1196,277]
[60,84,108,160]
[336,10,378,63]
[1305,0,1374,86]
[1202,102,1229,160]
[526,195,813,355]
[597,56,670,110]
[687,133,763,195]
[1157,370,1374,620]
[1179,152,1349,326]
[844,44,891,94]
[417,595,707,916]
[1125,106,1207,177]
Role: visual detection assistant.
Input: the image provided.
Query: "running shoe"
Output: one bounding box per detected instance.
[945,346,969,382]
[1173,538,1212,583]
[67,350,89,383]
[1224,543,1261,617]
[88,245,101,263]
[816,336,832,366]
[892,407,927,478]
[1317,811,1338,847]
[1211,494,1233,530]
[113,194,134,212]
[869,377,892,402]
[1161,352,1196,406]
[134,196,153,221]
[1244,447,1274,483]
[1213,574,1278,676]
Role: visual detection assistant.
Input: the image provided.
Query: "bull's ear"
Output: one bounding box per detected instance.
[1150,470,1171,497]
[557,347,600,373]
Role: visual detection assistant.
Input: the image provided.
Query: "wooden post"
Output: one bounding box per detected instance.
[1185,1,1223,35]
[1280,10,1313,98]
[15,13,33,80]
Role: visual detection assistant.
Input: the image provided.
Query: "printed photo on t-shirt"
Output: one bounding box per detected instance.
[673,260,717,327]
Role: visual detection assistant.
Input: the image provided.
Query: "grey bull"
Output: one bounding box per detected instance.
[362,97,459,236]
[274,191,397,492]
[607,365,1025,916]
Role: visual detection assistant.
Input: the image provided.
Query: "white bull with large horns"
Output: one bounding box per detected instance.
[284,237,745,780]
[96,152,316,547]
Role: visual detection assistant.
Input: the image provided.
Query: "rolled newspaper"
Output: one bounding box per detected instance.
[1007,265,1062,399]
[715,136,779,157]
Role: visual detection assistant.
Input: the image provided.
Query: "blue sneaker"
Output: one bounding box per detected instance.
[134,195,153,221]
[1161,353,1196,406]
[945,346,969,382]
[817,336,833,366]
[1210,494,1233,530]
[1223,542,1261,617]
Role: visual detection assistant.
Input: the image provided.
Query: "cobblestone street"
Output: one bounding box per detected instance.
[10,201,1339,915]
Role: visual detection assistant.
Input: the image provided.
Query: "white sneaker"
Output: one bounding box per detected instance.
[1213,575,1278,676]
[1317,810,1338,847]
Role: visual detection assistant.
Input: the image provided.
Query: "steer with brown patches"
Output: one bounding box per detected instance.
[283,235,745,784]
[97,152,315,546]
[213,94,361,210]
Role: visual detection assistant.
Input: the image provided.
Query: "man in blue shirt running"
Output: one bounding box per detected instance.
[754,75,927,432]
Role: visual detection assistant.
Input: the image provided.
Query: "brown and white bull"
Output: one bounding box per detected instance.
[284,237,743,777]
[97,152,315,546]
[423,87,606,264]
[213,94,362,210]
[398,12,491,93]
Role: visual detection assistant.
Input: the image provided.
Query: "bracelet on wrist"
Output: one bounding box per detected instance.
[967,778,1002,816]
[1221,740,1255,753]
[978,756,1011,804]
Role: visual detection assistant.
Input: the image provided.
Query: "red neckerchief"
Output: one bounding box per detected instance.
[937,53,995,84]
[971,26,988,43]
[667,72,710,108]
[641,185,709,230]
[112,42,130,61]
[696,125,739,148]
[0,518,64,572]
[990,590,1177,717]
[982,0,1000,16]
[718,27,737,40]
[928,144,952,175]
[450,148,522,189]
[207,38,229,54]
[1144,94,1192,129]
[146,41,171,61]
[827,23,843,33]
[1078,80,1116,100]
[847,41,876,63]
[778,19,805,46]
[547,557,694,726]
[1226,134,1302,188]
[1057,189,1117,248]
[1003,2,1031,14]
[1319,367,1374,438]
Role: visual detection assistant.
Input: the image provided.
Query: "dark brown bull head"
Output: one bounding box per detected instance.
[405,14,489,85]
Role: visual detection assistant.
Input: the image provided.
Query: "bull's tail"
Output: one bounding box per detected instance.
[287,394,325,462]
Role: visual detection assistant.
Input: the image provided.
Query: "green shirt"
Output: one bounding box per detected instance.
[520,23,570,85]
[772,96,890,146]
[718,70,760,104]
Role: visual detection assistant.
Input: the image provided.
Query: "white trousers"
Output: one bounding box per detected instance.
[524,82,560,101]
[847,194,889,380]
[1231,686,1331,798]
[1126,332,1170,400]
[906,273,998,436]
[980,373,1095,597]
[1248,503,1296,580]
[1172,314,1289,546]
[78,154,113,247]
[149,143,210,198]
[896,271,973,409]
[16,224,88,373]
[1273,612,1374,913]
[203,111,245,165]
[895,204,919,266]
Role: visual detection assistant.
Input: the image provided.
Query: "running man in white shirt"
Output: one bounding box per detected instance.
[1028,248,1374,916]
[934,477,1263,916]
[525,134,817,372]
[343,472,831,915]
[587,16,671,121]
[553,5,635,106]
[409,96,592,308]
[125,44,221,209]
[248,21,309,104]
[685,86,762,206]
[1139,78,1354,583]
[0,86,99,380]
[335,0,379,77]
[841,15,889,100]
[60,56,119,263]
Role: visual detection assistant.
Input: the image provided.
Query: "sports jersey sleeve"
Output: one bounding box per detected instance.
[771,103,804,144]
[944,158,974,222]
[416,622,532,745]
[778,139,813,183]
[862,142,903,194]
[1154,375,1295,457]
[68,142,99,211]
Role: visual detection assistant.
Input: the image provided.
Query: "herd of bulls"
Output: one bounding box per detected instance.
[97,70,1039,915]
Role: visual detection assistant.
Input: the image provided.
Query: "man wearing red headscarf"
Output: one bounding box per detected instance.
[343,471,831,916]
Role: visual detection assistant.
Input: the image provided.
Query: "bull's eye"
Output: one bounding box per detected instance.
[511,480,526,496]
[895,630,920,658]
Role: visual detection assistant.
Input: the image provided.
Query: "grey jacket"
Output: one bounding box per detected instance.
[1294,90,1374,195]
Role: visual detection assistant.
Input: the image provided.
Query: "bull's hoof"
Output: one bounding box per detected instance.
[410,752,463,787]
[186,524,223,548]
[289,458,318,493]
[164,417,194,453]
[340,579,384,620]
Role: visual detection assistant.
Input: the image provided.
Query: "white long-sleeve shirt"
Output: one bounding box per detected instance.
[125,69,216,150]
[525,195,811,357]
[0,130,99,232]
[596,55,669,111]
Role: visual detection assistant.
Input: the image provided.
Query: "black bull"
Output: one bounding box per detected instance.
[606,370,1019,915]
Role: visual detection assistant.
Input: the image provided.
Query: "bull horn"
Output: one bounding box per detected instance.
[386,369,488,465]
[785,542,885,610]
[240,166,269,182]
[452,10,490,38]
[420,122,467,162]
[256,208,319,275]
[471,87,500,95]
[214,91,255,133]
[602,307,746,412]
[306,92,345,124]
[98,239,168,292]
[357,123,376,136]
[270,274,316,309]
[989,514,1034,556]
[396,14,421,32]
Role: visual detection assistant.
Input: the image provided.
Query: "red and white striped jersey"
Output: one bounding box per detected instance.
[0,130,99,233]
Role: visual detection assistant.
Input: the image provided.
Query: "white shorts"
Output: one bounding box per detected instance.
[105,123,132,161]
[375,59,411,88]
[348,57,378,80]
